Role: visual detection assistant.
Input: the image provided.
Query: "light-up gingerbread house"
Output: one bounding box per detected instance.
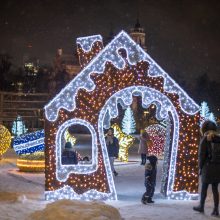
[44,31,200,201]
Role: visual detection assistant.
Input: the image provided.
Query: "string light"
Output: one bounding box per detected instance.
[13,130,44,155]
[17,152,45,172]
[0,125,11,157]
[64,129,76,146]
[111,123,135,162]
[146,124,166,157]
[17,159,45,172]
[44,30,200,201]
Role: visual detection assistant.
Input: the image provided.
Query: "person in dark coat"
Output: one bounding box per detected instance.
[61,141,78,165]
[193,120,220,216]
[141,155,158,204]
[105,128,119,176]
[138,130,150,165]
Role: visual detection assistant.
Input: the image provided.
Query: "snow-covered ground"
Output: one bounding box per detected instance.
[0,144,219,220]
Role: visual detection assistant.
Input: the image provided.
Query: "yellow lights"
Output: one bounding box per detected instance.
[64,129,76,146]
[0,125,11,158]
[17,152,45,172]
[111,123,135,162]
[17,159,45,172]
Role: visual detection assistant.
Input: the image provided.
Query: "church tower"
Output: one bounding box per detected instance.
[129,19,147,131]
[129,19,147,51]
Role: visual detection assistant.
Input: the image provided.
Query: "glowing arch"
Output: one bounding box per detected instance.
[99,86,180,199]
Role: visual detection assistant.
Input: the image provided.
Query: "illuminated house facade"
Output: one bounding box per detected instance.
[44,31,200,201]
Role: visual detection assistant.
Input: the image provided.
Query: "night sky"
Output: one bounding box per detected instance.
[1,0,220,84]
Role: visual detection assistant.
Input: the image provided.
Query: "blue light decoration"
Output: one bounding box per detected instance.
[44,30,200,201]
[13,130,44,155]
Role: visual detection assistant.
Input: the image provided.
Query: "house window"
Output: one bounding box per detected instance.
[55,118,98,181]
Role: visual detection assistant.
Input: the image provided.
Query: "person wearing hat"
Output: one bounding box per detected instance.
[141,155,158,204]
[61,141,78,165]
[193,120,220,216]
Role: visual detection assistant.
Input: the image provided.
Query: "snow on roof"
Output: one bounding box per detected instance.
[76,34,103,52]
[45,30,199,122]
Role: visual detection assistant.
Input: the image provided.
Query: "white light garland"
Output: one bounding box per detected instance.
[168,190,199,200]
[45,185,115,201]
[76,34,103,52]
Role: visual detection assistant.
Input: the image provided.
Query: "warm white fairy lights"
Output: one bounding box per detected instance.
[0,125,11,157]
[44,30,199,201]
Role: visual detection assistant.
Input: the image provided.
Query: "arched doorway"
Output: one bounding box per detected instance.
[98,86,179,200]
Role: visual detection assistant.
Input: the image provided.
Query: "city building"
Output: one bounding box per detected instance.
[129,19,147,51]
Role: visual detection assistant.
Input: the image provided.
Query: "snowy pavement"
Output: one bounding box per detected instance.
[0,149,219,220]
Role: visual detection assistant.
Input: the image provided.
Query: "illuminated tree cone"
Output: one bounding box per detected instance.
[0,125,12,159]
[17,152,45,172]
[12,115,27,137]
[200,101,216,126]
[112,124,135,162]
[121,106,136,134]
[146,124,166,158]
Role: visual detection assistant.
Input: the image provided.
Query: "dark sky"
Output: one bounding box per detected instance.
[1,0,220,83]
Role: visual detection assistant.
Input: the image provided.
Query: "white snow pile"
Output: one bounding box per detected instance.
[28,199,123,220]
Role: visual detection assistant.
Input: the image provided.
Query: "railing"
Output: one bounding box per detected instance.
[0,91,50,131]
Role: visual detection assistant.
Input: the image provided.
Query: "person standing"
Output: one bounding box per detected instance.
[61,141,78,165]
[141,155,158,204]
[193,120,220,216]
[138,130,150,165]
[105,128,119,176]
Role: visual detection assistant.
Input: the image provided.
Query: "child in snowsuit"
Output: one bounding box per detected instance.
[141,155,158,204]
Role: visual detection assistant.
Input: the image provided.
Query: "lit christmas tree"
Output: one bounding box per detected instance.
[208,112,216,124]
[200,101,216,126]
[12,116,28,137]
[122,106,136,134]
[200,101,210,126]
